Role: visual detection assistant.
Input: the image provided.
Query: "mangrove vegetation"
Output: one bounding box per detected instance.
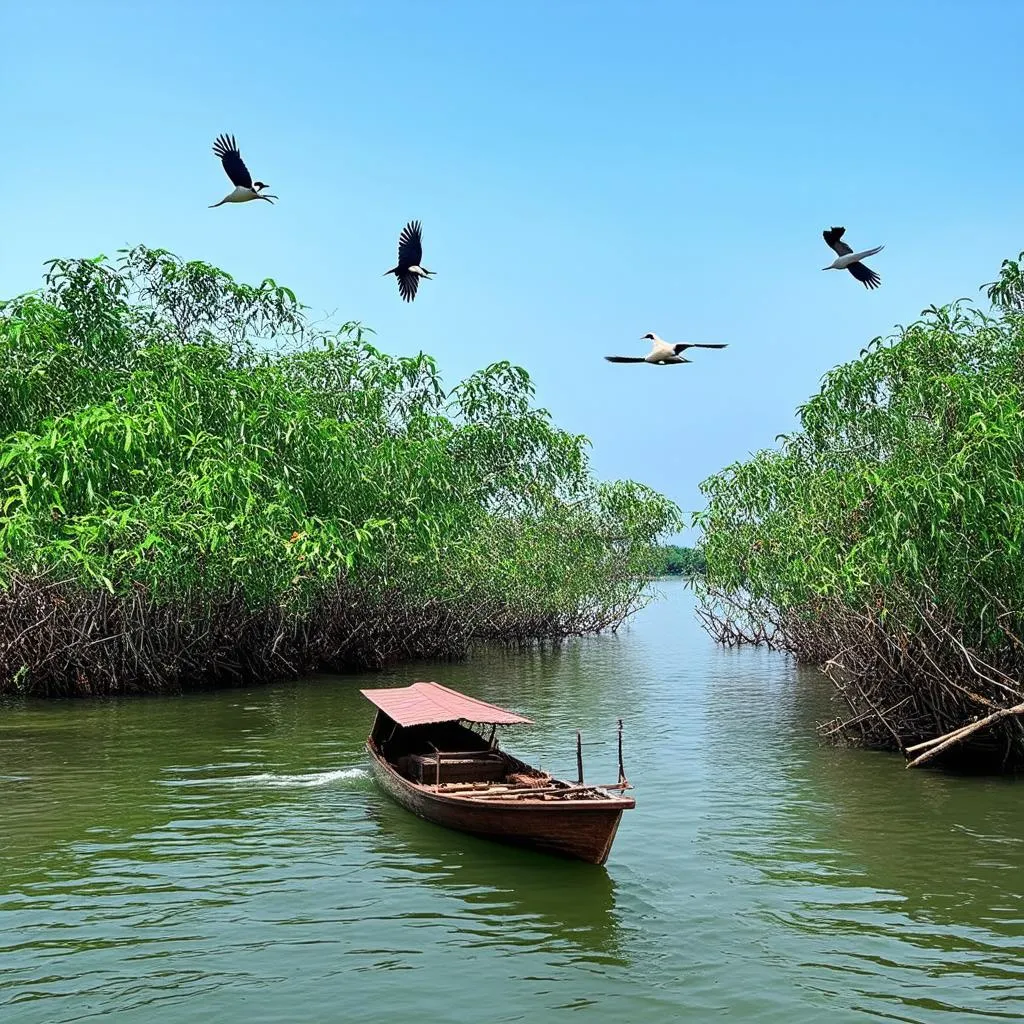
[652,545,706,578]
[0,246,682,697]
[695,252,1024,770]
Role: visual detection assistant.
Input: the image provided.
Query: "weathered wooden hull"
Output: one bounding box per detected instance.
[367,743,633,865]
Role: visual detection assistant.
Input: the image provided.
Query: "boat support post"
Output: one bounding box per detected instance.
[576,730,584,785]
[427,742,443,790]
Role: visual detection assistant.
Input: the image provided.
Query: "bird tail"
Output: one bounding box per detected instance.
[605,356,646,363]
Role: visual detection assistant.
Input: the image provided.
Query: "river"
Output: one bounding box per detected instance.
[1,580,1022,1022]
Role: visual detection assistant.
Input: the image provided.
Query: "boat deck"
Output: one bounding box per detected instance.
[392,747,627,804]
[428,778,628,803]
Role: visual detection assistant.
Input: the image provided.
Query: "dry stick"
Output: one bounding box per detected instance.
[911,632,990,704]
[905,702,1024,768]
[819,696,912,738]
[917,607,1022,700]
[854,679,906,751]
[904,723,980,755]
[2,609,58,655]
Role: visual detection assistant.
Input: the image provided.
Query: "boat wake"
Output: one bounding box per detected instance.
[161,767,368,789]
[233,768,368,789]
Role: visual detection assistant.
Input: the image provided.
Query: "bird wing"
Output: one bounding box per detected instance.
[822,226,853,257]
[213,134,254,189]
[850,245,884,261]
[674,343,728,351]
[397,270,420,302]
[604,356,647,363]
[398,220,424,268]
[846,262,881,289]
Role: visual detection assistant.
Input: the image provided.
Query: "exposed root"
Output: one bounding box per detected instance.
[0,574,642,699]
[697,585,1024,771]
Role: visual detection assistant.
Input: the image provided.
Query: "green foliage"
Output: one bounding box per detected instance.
[694,254,1024,760]
[0,246,682,692]
[695,298,1024,624]
[983,250,1024,311]
[651,544,706,577]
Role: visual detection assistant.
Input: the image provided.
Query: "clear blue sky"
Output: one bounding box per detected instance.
[3,1,1023,540]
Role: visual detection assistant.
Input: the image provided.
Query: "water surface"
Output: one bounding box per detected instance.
[2,581,1023,1022]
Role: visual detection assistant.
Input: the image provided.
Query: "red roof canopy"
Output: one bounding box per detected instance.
[360,681,533,728]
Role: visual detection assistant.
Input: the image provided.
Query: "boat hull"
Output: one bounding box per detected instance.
[367,744,633,865]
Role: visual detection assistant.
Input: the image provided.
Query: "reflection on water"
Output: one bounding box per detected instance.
[2,581,1024,1023]
[364,798,627,966]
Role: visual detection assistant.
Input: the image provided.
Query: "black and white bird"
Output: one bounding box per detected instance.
[383,220,435,302]
[821,227,883,289]
[209,134,277,208]
[605,332,728,365]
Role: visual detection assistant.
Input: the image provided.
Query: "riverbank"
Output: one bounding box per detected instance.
[0,247,680,697]
[695,255,1024,770]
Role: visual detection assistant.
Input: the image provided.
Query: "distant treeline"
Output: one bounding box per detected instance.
[0,246,682,698]
[653,545,706,577]
[694,251,1024,772]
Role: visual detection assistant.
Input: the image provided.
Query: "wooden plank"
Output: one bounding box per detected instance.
[461,784,612,801]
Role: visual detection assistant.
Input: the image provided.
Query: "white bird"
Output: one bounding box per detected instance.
[605,332,728,365]
[208,134,277,208]
[822,226,883,288]
[383,220,435,302]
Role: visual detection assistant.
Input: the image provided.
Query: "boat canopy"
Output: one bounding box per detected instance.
[360,681,534,728]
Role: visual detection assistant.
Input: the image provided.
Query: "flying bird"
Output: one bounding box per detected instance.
[209,134,277,208]
[822,227,883,288]
[605,332,728,365]
[384,220,435,302]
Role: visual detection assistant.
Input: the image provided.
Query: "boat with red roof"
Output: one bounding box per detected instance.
[361,681,635,865]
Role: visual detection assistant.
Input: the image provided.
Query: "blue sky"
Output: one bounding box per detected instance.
[3,1,1023,540]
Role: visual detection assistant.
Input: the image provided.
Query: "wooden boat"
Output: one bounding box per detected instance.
[361,681,635,865]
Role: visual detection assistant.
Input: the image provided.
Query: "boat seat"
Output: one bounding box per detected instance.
[404,750,508,785]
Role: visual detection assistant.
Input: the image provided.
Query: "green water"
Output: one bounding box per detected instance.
[1,580,1022,1022]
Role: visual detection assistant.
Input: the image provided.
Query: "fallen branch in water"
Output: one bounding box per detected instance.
[904,702,1024,769]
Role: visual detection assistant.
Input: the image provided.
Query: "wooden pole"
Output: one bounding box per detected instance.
[576,730,584,785]
[905,702,1024,769]
[427,741,442,790]
[617,718,625,785]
